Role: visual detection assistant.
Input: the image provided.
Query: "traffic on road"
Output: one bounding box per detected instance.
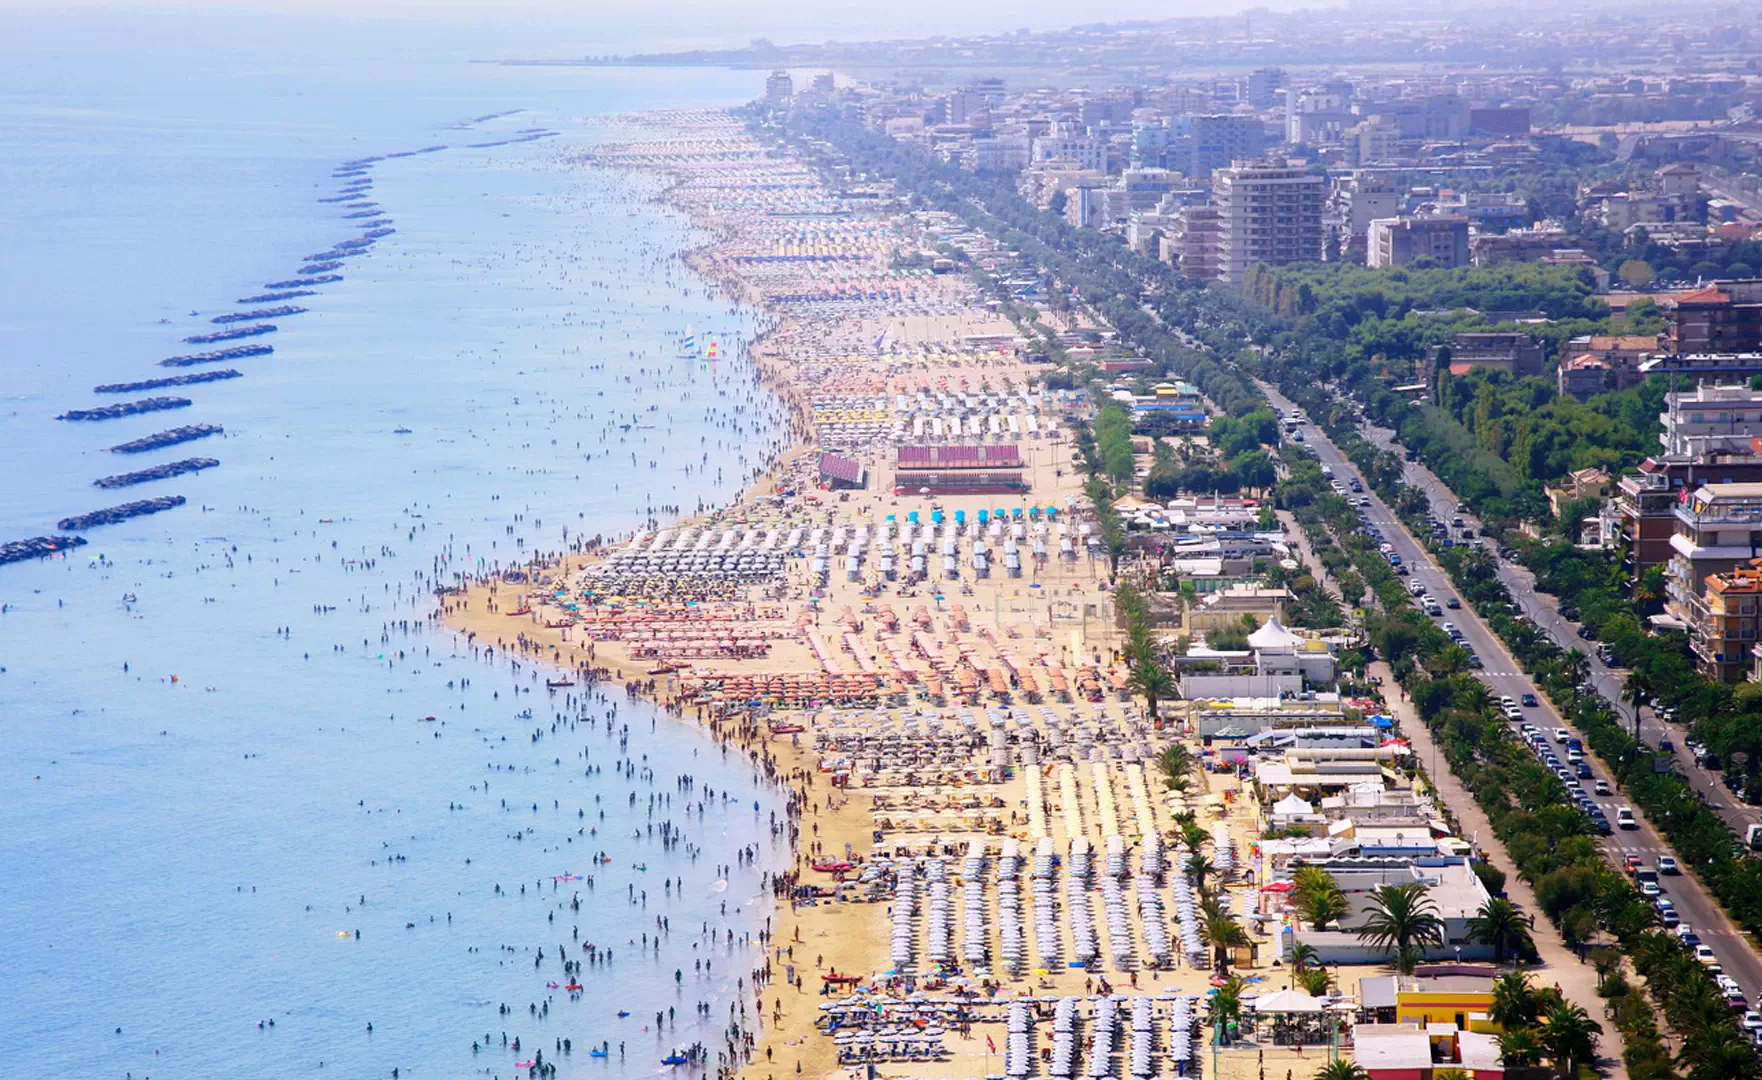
[1263,383,1762,1014]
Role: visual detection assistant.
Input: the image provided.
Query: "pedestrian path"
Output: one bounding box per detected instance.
[1372,658,1628,1080]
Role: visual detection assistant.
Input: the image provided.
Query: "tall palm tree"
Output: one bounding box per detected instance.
[1208,974,1244,1041]
[1561,648,1590,691]
[1128,650,1176,725]
[1621,671,1654,742]
[1179,819,1209,858]
[1489,971,1543,1030]
[1466,897,1535,965]
[1289,942,1320,974]
[1184,850,1214,896]
[1202,896,1250,974]
[1156,743,1194,794]
[1537,1000,1601,1080]
[1356,883,1444,973]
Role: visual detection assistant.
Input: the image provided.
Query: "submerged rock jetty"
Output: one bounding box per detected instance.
[0,535,86,565]
[265,274,340,288]
[58,495,186,531]
[95,370,242,394]
[183,323,276,344]
[299,261,343,275]
[237,290,316,304]
[94,457,220,489]
[212,305,305,324]
[161,344,271,367]
[107,424,224,454]
[58,396,192,422]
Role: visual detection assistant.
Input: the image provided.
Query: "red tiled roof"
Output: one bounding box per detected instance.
[1674,287,1731,305]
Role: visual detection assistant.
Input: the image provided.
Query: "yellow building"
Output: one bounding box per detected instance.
[1362,970,1501,1034]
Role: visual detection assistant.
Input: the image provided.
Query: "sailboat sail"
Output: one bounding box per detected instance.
[679,325,698,357]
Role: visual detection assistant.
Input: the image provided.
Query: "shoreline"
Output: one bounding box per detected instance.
[437,108,1209,1080]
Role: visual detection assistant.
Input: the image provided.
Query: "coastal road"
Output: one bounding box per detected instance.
[1260,382,1762,1004]
[1354,417,1762,842]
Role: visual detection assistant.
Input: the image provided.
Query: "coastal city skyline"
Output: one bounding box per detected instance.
[11,5,1762,1080]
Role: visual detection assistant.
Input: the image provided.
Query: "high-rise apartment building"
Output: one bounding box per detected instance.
[1188,115,1263,181]
[765,70,794,104]
[1212,162,1325,285]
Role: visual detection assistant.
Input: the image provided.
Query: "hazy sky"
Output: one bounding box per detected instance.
[1,0,1284,54]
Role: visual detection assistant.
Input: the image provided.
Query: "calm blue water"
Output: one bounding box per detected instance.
[0,21,792,1080]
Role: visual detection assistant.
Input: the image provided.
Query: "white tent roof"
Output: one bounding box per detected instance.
[1272,793,1315,816]
[1248,618,1304,651]
[1250,989,1325,1014]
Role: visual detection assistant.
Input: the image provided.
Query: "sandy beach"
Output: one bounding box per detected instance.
[440,109,1315,1080]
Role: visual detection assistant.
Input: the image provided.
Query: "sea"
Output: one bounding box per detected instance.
[1,14,797,1080]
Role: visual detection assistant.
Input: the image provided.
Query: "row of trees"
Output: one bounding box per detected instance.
[1271,451,1620,1080]
[1357,469,1754,1080]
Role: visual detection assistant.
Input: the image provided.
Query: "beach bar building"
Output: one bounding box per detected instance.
[893,444,1027,495]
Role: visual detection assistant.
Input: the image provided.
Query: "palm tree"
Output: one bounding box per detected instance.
[1208,974,1244,1042]
[1497,1027,1543,1070]
[1184,850,1214,896]
[1179,819,1209,857]
[1560,649,1591,692]
[1453,678,1495,714]
[1295,886,1350,931]
[1429,643,1474,677]
[1355,883,1443,973]
[1621,671,1654,741]
[1291,865,1338,904]
[1489,971,1543,1030]
[1466,897,1535,965]
[1312,1060,1369,1080]
[1460,548,1497,586]
[1127,650,1176,725]
[1202,896,1250,974]
[1589,949,1623,995]
[1296,967,1331,997]
[1676,1024,1762,1080]
[1537,1000,1600,1080]
[1156,743,1195,794]
[1289,942,1320,974]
